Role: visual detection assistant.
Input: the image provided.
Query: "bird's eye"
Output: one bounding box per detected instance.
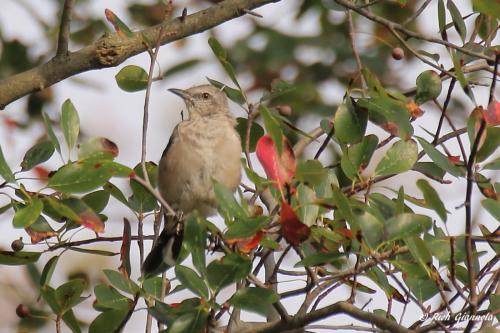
[202,92,210,99]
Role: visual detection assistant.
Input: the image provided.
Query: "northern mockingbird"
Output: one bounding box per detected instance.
[142,84,242,276]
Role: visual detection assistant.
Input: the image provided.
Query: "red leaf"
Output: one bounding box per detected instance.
[483,99,500,126]
[447,155,461,165]
[256,134,296,198]
[280,201,310,245]
[80,211,104,233]
[227,231,264,253]
[25,228,57,244]
[33,166,50,179]
[119,218,131,278]
[406,101,424,119]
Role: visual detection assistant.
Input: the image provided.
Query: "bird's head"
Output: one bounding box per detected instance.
[168,84,229,118]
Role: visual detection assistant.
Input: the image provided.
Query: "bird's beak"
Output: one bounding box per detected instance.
[168,88,192,101]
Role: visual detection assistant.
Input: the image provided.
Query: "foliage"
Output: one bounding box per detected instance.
[0,0,498,332]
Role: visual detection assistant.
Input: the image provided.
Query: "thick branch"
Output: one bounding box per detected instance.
[0,0,280,109]
[240,301,412,333]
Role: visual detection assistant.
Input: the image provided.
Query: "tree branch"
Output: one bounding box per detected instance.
[240,301,412,333]
[333,0,494,63]
[0,0,281,109]
[56,0,76,57]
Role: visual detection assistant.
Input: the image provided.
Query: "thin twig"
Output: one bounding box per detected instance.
[347,9,366,89]
[132,175,176,216]
[433,78,456,144]
[333,0,494,62]
[402,0,432,26]
[56,0,75,57]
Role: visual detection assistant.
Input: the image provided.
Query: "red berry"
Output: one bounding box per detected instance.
[392,47,404,60]
[16,304,30,318]
[11,238,24,252]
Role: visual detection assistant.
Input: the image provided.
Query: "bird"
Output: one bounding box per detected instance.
[142,84,242,277]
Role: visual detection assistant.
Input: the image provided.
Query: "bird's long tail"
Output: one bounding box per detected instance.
[141,214,183,278]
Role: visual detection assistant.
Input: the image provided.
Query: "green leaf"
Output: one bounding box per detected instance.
[82,190,110,213]
[229,287,279,316]
[207,253,251,292]
[20,141,54,171]
[214,181,246,221]
[235,117,264,153]
[483,156,500,170]
[63,310,82,333]
[225,216,267,239]
[166,309,209,333]
[482,198,500,221]
[55,279,87,314]
[183,214,207,276]
[0,250,41,265]
[104,182,131,209]
[105,8,134,37]
[405,236,432,273]
[42,112,62,155]
[331,185,353,222]
[259,104,284,154]
[115,65,149,92]
[295,252,344,267]
[473,0,500,19]
[89,308,129,333]
[437,0,446,37]
[418,50,440,63]
[416,137,465,177]
[357,96,413,139]
[207,78,245,105]
[61,197,104,233]
[208,37,240,89]
[413,162,446,181]
[13,197,43,228]
[334,96,367,144]
[78,137,119,161]
[49,159,132,193]
[295,160,327,186]
[41,285,61,314]
[142,277,164,299]
[0,145,15,183]
[451,50,476,103]
[415,70,442,105]
[416,179,447,222]
[447,0,467,43]
[478,224,500,253]
[343,134,379,180]
[425,233,466,266]
[353,209,384,248]
[175,265,209,299]
[40,255,59,287]
[386,213,432,241]
[129,162,158,213]
[103,269,140,295]
[405,275,439,302]
[375,139,417,176]
[296,184,319,227]
[61,99,80,151]
[94,284,132,311]
[261,80,295,101]
[477,127,500,162]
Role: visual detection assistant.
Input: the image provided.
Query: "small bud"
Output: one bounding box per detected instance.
[16,304,30,318]
[392,47,404,60]
[277,104,292,117]
[11,238,24,252]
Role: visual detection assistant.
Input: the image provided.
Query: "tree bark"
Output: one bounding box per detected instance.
[0,0,281,109]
